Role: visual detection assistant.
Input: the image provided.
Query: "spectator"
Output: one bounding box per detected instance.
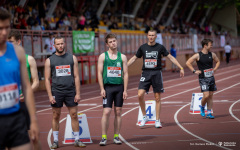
[32,20,41,30]
[170,44,178,72]
[13,12,20,29]
[44,32,55,53]
[224,42,232,64]
[77,13,86,30]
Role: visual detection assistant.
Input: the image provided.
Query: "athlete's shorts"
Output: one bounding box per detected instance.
[51,91,78,107]
[0,110,30,149]
[19,102,30,130]
[103,84,124,108]
[138,70,164,93]
[199,76,217,92]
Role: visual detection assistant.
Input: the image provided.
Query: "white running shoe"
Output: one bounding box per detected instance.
[99,138,107,146]
[155,120,162,128]
[113,137,122,144]
[139,115,148,127]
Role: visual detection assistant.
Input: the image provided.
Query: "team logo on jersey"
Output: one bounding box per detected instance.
[146,51,158,58]
[117,62,121,67]
[209,57,211,59]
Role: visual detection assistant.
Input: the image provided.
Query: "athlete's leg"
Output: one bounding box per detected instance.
[207,91,214,110]
[67,106,79,132]
[10,143,31,150]
[138,89,146,116]
[113,107,122,135]
[101,108,112,136]
[52,107,61,142]
[202,91,210,106]
[154,93,161,120]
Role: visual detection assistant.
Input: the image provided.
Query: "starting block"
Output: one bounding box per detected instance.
[190,93,213,114]
[136,100,156,125]
[63,113,92,144]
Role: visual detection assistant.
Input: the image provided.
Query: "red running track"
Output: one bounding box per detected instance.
[34,60,240,150]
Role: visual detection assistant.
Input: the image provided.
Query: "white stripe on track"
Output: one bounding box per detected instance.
[229,99,240,122]
[174,82,240,150]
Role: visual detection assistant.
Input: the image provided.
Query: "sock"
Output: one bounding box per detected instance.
[201,105,205,109]
[143,115,147,119]
[73,132,79,141]
[102,134,107,140]
[114,134,119,138]
[53,131,59,142]
[207,109,211,115]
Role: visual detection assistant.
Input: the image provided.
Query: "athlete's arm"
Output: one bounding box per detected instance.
[44,58,55,104]
[15,45,39,142]
[98,53,106,98]
[167,54,184,78]
[127,55,138,67]
[28,55,39,92]
[122,54,128,100]
[186,53,201,75]
[73,55,81,102]
[212,52,220,72]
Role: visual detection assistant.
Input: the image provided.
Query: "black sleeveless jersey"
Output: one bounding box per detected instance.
[197,51,213,78]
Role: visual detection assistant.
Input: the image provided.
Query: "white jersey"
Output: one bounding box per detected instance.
[224,45,231,53]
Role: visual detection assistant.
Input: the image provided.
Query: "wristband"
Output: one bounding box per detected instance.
[193,70,196,73]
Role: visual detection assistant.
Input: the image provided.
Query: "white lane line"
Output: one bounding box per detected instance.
[34,67,240,104]
[229,99,240,123]
[174,82,240,150]
[119,74,240,149]
[47,105,102,149]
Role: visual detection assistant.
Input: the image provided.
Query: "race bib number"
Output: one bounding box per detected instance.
[0,83,19,109]
[56,65,71,76]
[204,68,213,78]
[107,67,121,77]
[145,59,157,68]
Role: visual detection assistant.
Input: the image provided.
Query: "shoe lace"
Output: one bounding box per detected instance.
[101,138,106,142]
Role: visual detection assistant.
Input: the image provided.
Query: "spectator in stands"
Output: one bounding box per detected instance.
[44,32,55,53]
[63,16,72,31]
[13,12,20,29]
[77,12,86,30]
[224,42,232,64]
[32,20,41,30]
[56,16,64,30]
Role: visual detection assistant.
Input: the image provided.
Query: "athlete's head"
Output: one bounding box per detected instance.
[0,8,11,45]
[105,33,117,50]
[54,36,65,54]
[201,39,213,50]
[147,30,157,44]
[8,30,21,45]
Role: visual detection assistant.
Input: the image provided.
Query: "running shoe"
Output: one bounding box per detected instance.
[99,138,107,146]
[51,141,59,149]
[155,120,162,128]
[139,116,148,127]
[74,140,86,147]
[113,137,122,144]
[200,106,205,117]
[206,113,215,119]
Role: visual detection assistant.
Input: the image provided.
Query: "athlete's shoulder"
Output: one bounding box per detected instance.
[13,44,25,61]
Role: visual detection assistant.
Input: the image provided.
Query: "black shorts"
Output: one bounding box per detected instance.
[199,76,217,92]
[19,102,30,130]
[138,70,164,93]
[51,91,78,107]
[103,84,124,108]
[0,110,30,149]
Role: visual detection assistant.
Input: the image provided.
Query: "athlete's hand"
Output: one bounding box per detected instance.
[180,69,184,78]
[123,91,128,101]
[195,70,202,75]
[29,121,39,143]
[74,94,81,103]
[49,96,56,104]
[20,93,24,101]
[101,89,106,98]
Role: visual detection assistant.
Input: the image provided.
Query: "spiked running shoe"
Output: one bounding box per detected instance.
[51,141,59,149]
[139,116,148,127]
[206,113,215,119]
[99,138,107,146]
[113,137,122,144]
[155,120,162,128]
[200,106,205,117]
[74,140,86,147]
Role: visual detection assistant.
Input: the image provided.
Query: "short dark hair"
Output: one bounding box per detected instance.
[148,30,157,35]
[105,33,117,43]
[8,30,21,41]
[171,44,175,48]
[201,39,213,48]
[54,36,64,44]
[0,7,11,21]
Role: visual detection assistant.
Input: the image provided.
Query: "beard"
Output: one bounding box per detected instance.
[56,47,65,53]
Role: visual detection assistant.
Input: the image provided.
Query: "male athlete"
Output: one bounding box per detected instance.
[0,8,39,150]
[8,30,40,149]
[128,30,184,128]
[186,39,220,119]
[45,37,86,148]
[98,33,128,146]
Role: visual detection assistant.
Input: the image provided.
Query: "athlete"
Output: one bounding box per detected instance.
[98,33,128,146]
[186,39,220,119]
[128,30,184,128]
[45,36,86,149]
[0,8,39,150]
[8,30,40,150]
